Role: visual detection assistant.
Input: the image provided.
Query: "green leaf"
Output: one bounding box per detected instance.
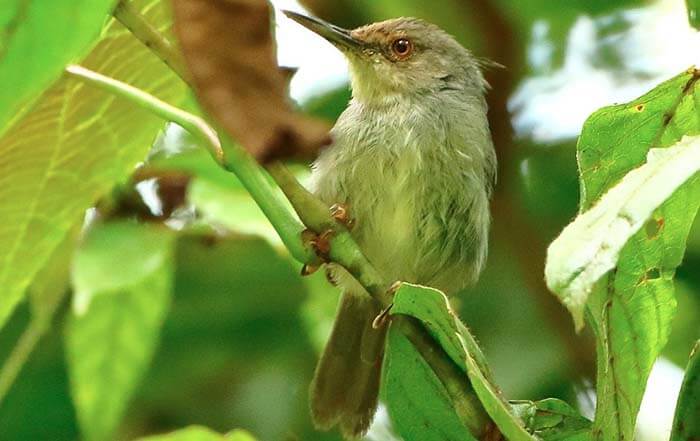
[28,221,81,321]
[383,327,478,441]
[0,0,188,330]
[571,70,700,441]
[133,426,258,441]
[0,220,81,403]
[546,135,700,329]
[386,283,536,441]
[511,399,591,441]
[670,341,700,441]
[687,0,700,29]
[71,222,174,313]
[66,221,175,441]
[189,177,282,245]
[0,0,116,135]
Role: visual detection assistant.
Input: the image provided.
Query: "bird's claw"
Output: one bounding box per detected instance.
[301,263,320,276]
[387,281,402,296]
[330,203,355,229]
[325,266,339,286]
[371,281,402,328]
[372,303,394,329]
[301,228,335,268]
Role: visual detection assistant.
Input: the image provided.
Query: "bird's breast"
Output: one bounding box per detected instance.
[311,113,442,283]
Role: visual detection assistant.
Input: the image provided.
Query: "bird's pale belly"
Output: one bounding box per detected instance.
[336,156,431,285]
[355,195,421,283]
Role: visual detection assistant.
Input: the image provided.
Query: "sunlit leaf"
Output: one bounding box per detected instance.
[0,0,188,329]
[546,136,700,329]
[133,426,258,441]
[670,341,700,441]
[66,221,175,441]
[0,0,116,135]
[571,69,700,441]
[28,221,81,321]
[386,283,535,441]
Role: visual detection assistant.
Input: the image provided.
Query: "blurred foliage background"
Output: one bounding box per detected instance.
[0,0,698,440]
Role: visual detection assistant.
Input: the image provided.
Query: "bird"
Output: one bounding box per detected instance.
[284,11,497,439]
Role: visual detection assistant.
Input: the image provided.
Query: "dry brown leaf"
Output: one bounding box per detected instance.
[171,0,330,163]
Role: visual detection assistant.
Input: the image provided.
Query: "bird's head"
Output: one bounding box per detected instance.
[284,12,487,106]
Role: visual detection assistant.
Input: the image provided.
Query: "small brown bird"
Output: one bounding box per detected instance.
[285,11,496,439]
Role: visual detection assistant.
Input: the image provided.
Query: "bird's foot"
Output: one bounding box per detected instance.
[324,266,339,286]
[372,303,394,329]
[330,203,355,230]
[387,280,402,296]
[300,229,335,276]
[372,281,402,329]
[300,262,320,276]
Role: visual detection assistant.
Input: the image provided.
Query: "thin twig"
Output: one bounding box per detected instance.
[66,65,221,162]
[0,290,67,403]
[113,0,190,83]
[265,163,392,304]
[65,65,315,265]
[0,320,49,401]
[397,317,491,436]
[66,63,493,438]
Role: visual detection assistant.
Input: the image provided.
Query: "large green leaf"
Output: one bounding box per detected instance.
[385,283,536,441]
[0,0,116,135]
[0,0,187,329]
[383,327,477,441]
[670,341,700,441]
[571,70,700,441]
[28,221,81,321]
[546,136,700,329]
[65,221,175,441]
[133,426,257,441]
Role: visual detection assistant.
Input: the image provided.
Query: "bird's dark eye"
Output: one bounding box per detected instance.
[391,38,413,58]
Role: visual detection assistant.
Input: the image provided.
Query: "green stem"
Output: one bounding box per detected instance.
[65,65,314,264]
[218,139,318,264]
[113,0,190,83]
[66,65,221,162]
[266,163,391,304]
[397,317,491,436]
[0,290,66,403]
[66,64,493,439]
[0,320,46,401]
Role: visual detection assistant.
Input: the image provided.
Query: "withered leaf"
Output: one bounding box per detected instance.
[171,0,330,162]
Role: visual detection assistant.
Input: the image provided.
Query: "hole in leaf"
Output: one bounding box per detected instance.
[645,268,661,280]
[634,104,645,112]
[637,268,662,285]
[645,217,664,239]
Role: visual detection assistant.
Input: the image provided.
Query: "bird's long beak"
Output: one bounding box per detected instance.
[283,10,363,52]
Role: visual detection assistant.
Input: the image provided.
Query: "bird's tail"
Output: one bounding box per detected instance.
[310,291,387,439]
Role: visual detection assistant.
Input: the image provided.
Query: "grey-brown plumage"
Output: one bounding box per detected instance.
[285,11,496,439]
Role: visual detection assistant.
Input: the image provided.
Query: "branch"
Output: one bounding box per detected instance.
[265,163,392,305]
[66,63,493,437]
[0,290,66,403]
[113,0,190,83]
[65,65,315,265]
